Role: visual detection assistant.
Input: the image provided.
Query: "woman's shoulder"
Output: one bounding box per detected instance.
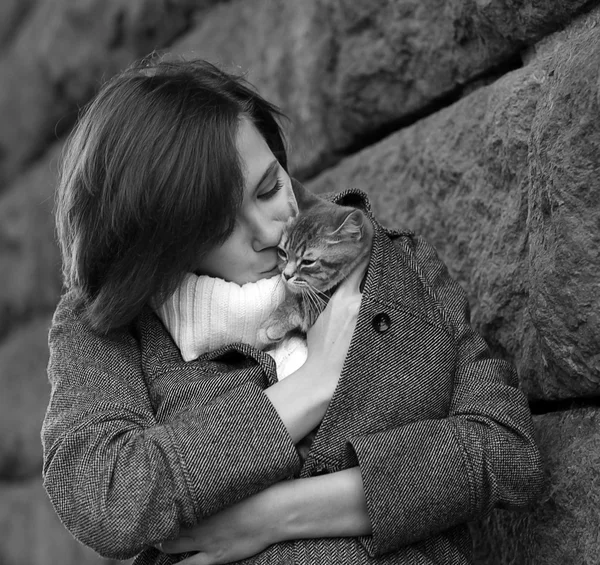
[50,290,142,361]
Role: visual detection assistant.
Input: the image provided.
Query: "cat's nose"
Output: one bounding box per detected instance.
[282,271,291,281]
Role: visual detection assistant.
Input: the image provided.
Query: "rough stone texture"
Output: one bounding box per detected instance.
[0,0,224,190]
[307,8,600,400]
[173,0,594,177]
[0,0,37,47]
[526,17,600,396]
[471,408,600,565]
[0,315,52,480]
[0,477,129,565]
[0,1,594,188]
[0,144,62,338]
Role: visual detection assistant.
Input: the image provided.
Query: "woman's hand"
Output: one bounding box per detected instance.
[159,468,371,564]
[264,256,369,443]
[158,487,281,565]
[304,255,369,388]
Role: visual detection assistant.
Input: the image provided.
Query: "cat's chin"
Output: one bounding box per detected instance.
[285,280,337,295]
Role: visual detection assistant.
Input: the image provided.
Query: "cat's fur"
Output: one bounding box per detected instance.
[259,194,372,343]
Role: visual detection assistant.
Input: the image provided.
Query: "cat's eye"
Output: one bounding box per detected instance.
[277,247,287,260]
[302,259,316,267]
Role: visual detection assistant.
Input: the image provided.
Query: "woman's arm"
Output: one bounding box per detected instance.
[43,263,366,561]
[343,235,544,556]
[42,298,302,560]
[160,467,371,565]
[265,255,368,442]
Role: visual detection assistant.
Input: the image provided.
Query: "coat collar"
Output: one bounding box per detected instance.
[141,187,448,378]
[329,188,451,336]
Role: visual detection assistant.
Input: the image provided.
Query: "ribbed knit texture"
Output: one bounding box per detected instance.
[155,272,307,378]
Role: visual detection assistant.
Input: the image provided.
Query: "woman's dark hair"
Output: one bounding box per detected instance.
[56,54,288,333]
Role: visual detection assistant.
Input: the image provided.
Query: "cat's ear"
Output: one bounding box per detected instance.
[291,178,323,211]
[337,209,365,239]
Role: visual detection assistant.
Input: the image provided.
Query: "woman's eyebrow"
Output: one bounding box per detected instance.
[252,160,278,192]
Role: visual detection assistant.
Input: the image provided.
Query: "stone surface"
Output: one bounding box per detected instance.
[0,315,53,480]
[0,0,224,189]
[0,476,128,565]
[471,408,600,565]
[526,16,600,396]
[307,8,600,400]
[0,144,63,339]
[0,1,594,187]
[173,0,593,177]
[0,0,36,47]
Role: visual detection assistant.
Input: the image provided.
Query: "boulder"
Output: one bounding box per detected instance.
[471,408,600,564]
[0,0,223,189]
[0,1,593,187]
[0,0,36,48]
[0,315,53,479]
[307,7,600,400]
[173,0,593,176]
[526,15,600,397]
[0,144,62,339]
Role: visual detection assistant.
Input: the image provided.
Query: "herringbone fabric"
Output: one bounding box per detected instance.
[42,190,543,564]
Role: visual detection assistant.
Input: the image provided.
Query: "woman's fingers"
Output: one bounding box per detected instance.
[177,553,211,565]
[159,532,197,554]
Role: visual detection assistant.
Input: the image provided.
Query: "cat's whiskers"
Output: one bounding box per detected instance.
[268,275,285,300]
[302,285,328,322]
[310,286,330,301]
[262,201,372,339]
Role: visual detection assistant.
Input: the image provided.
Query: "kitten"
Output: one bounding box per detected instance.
[259,196,372,343]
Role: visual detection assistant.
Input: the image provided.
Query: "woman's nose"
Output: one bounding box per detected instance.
[252,219,282,252]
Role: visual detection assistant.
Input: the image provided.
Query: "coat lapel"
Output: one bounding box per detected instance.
[301,215,456,473]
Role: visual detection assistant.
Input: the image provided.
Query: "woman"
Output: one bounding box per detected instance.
[42,55,543,565]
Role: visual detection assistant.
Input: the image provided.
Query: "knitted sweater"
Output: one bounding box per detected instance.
[154,273,308,379]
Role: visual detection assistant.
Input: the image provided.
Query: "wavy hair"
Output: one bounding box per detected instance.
[56,54,288,333]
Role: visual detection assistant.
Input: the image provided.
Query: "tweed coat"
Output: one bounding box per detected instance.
[42,189,543,565]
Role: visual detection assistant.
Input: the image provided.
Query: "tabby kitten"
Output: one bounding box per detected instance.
[259,197,372,343]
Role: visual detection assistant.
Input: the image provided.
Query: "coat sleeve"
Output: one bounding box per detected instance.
[42,296,300,560]
[347,235,544,557]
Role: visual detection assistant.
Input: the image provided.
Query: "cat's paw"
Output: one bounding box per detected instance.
[258,324,286,344]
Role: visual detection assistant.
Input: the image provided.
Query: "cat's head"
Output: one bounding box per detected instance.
[277,203,371,294]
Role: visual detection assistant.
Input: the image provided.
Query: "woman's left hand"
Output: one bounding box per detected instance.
[158,488,281,565]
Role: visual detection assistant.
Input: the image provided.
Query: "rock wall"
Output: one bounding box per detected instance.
[1,1,599,563]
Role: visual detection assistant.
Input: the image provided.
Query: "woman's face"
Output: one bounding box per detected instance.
[194,118,298,285]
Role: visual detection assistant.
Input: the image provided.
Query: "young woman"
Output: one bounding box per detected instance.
[43,55,544,565]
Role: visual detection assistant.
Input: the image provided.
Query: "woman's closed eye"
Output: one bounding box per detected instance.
[258,178,284,200]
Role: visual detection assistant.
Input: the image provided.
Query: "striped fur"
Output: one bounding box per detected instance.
[260,199,372,342]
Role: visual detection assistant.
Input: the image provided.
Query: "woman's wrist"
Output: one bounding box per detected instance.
[264,361,334,443]
[262,468,372,543]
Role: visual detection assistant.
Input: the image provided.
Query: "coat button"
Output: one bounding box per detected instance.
[372,312,391,333]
